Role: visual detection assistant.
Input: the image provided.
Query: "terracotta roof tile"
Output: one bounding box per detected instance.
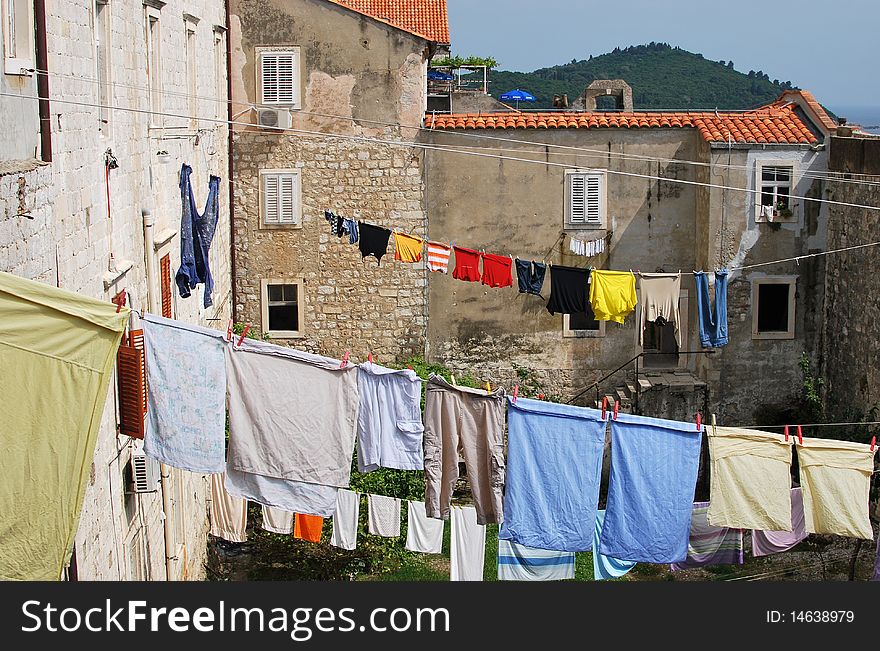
[327,0,449,43]
[425,99,822,144]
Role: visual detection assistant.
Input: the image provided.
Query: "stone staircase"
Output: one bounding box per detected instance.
[598,370,707,421]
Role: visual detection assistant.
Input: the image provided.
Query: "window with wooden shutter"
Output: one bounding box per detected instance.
[260,50,299,106]
[117,329,148,439]
[566,170,605,227]
[261,170,300,226]
[160,253,172,318]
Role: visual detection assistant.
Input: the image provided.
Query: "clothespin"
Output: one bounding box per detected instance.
[601,396,608,420]
[711,413,717,427]
[236,322,251,347]
[367,352,373,363]
[450,374,457,386]
[226,320,233,342]
[339,351,350,369]
[696,411,702,431]
[796,425,803,446]
[613,400,619,420]
[784,425,790,443]
[870,436,876,452]
[484,381,491,392]
[512,385,518,403]
[407,364,413,370]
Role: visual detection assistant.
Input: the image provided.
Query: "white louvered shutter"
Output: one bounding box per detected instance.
[568,174,586,224]
[585,175,601,224]
[263,173,298,225]
[261,51,297,105]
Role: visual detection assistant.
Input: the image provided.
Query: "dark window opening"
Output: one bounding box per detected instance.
[569,303,600,331]
[267,283,299,332]
[757,283,790,332]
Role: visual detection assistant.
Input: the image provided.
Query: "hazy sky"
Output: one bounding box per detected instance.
[446,0,879,110]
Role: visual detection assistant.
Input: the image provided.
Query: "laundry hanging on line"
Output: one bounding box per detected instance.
[497,540,575,581]
[330,489,360,551]
[176,163,220,309]
[670,502,744,571]
[406,500,444,554]
[368,494,401,537]
[694,270,729,347]
[592,510,637,580]
[568,234,606,257]
[210,473,248,543]
[450,506,486,582]
[752,488,809,557]
[294,513,324,543]
[638,273,682,347]
[262,505,295,535]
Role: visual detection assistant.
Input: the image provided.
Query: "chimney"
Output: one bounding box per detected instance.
[583,80,633,112]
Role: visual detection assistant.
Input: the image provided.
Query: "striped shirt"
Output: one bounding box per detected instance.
[427,241,452,273]
[497,539,575,581]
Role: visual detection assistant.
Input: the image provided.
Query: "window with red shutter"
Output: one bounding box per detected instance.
[160,254,172,318]
[117,329,148,439]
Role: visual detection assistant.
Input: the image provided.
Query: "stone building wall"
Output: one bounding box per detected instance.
[1,0,231,580]
[822,136,880,424]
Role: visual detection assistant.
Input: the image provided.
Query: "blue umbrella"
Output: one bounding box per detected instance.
[499,88,536,110]
[428,69,454,81]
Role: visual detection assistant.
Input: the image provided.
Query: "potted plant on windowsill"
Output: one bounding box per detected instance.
[775,200,793,219]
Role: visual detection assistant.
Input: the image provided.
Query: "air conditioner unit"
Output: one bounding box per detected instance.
[257,107,292,131]
[131,447,160,493]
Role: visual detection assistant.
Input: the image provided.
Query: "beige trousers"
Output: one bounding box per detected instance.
[423,375,506,525]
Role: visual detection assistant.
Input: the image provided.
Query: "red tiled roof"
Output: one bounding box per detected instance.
[327,0,450,43]
[425,98,822,145]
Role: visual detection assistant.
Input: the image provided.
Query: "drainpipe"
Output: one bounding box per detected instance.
[225,0,236,320]
[142,207,175,581]
[34,0,51,161]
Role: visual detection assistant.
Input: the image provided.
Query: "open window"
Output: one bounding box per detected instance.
[755,162,798,223]
[751,277,796,339]
[3,0,34,75]
[563,303,605,338]
[261,278,304,338]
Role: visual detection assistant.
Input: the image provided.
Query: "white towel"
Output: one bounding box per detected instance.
[405,500,444,553]
[451,506,486,581]
[331,489,360,550]
[210,473,248,543]
[368,494,401,537]
[262,505,294,534]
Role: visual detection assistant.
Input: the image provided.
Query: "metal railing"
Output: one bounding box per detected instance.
[566,350,716,412]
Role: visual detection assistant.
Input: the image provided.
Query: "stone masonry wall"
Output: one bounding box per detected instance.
[1,0,231,581]
[233,133,427,362]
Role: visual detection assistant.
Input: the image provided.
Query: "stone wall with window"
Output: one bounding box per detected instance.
[229,0,431,362]
[420,128,702,399]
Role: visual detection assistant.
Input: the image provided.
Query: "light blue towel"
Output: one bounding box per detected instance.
[599,412,702,563]
[142,314,227,473]
[497,539,575,581]
[499,397,606,552]
[593,509,636,580]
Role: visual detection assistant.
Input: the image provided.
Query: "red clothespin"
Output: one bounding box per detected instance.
[796,425,803,446]
[601,396,608,420]
[696,411,702,431]
[613,400,619,420]
[870,436,876,452]
[340,351,350,369]
[512,384,519,403]
[407,364,413,370]
[226,320,233,342]
[236,322,251,347]
[784,425,790,443]
[367,352,373,363]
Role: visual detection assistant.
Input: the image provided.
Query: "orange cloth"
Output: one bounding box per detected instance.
[294,513,324,543]
[394,232,424,263]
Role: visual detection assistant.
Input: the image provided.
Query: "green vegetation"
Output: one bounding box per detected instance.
[482,42,796,109]
[433,54,498,69]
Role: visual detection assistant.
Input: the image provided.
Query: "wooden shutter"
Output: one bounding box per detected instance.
[261,52,296,105]
[117,329,148,439]
[263,173,297,224]
[568,173,586,224]
[585,175,602,223]
[160,254,172,318]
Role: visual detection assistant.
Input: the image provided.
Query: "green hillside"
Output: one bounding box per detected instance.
[479,43,796,110]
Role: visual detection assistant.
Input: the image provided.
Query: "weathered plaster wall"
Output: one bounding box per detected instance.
[230,0,429,362]
[421,127,703,399]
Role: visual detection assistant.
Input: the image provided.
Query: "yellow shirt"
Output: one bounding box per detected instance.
[589,270,637,323]
[394,232,424,263]
[0,271,129,580]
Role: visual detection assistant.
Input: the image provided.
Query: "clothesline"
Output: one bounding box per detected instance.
[5,88,880,215]
[24,65,880,190]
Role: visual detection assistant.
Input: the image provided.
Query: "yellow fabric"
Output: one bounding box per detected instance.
[0,271,129,580]
[393,232,424,263]
[707,426,794,531]
[797,437,875,540]
[589,270,637,324]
